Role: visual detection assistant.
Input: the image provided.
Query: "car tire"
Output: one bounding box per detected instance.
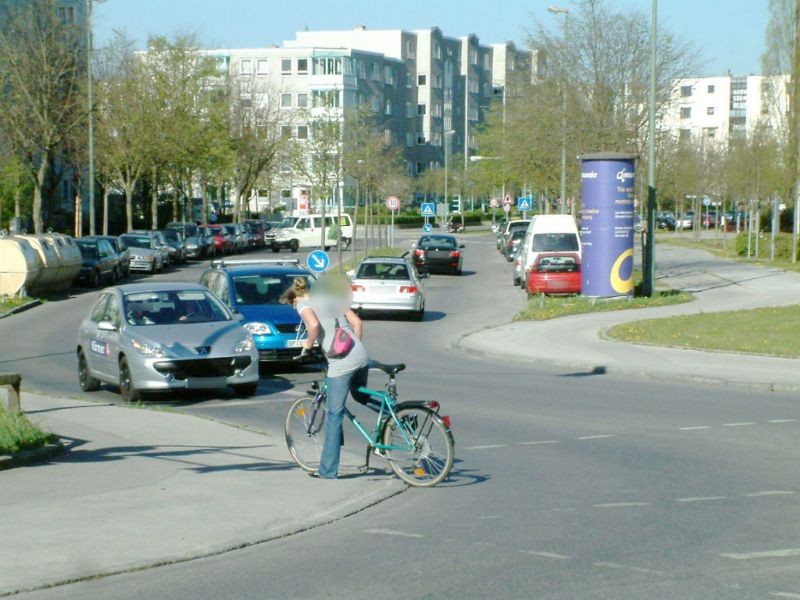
[118,357,142,403]
[290,240,299,253]
[233,382,258,398]
[78,349,100,392]
[271,244,280,253]
[412,307,425,322]
[91,270,101,288]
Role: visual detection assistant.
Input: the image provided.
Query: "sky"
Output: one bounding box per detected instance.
[92,0,770,77]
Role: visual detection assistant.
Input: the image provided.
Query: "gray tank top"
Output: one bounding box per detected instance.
[297,298,368,377]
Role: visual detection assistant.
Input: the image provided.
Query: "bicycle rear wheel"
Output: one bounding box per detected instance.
[285,396,326,472]
[381,406,454,487]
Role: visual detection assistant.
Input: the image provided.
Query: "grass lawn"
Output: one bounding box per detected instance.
[0,406,56,455]
[658,234,800,274]
[0,296,38,318]
[607,304,800,358]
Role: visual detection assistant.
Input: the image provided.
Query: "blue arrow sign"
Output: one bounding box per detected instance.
[517,196,532,211]
[306,250,330,273]
[420,203,435,217]
[423,223,433,233]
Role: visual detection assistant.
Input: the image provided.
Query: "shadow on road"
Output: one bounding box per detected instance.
[559,366,607,378]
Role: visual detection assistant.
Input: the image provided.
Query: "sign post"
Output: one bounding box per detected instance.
[385,196,400,247]
[490,197,499,225]
[502,195,512,216]
[420,202,435,233]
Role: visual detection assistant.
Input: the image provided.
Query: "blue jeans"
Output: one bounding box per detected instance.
[318,365,371,479]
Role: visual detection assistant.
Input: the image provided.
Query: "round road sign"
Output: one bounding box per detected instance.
[490,198,500,208]
[385,196,400,211]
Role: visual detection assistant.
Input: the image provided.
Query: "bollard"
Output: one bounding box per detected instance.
[0,373,22,414]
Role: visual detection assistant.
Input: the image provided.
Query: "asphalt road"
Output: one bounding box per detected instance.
[5,233,800,599]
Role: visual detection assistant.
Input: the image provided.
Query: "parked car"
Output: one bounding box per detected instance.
[526,252,581,297]
[197,226,219,257]
[512,245,526,288]
[167,222,213,259]
[202,224,234,255]
[657,215,677,230]
[162,229,187,264]
[518,214,581,281]
[120,233,165,274]
[349,256,426,321]
[75,238,121,287]
[199,259,314,364]
[412,234,464,275]
[129,230,171,268]
[496,219,530,251]
[243,220,266,249]
[270,214,354,252]
[82,235,130,278]
[76,282,260,402]
[676,212,694,230]
[503,228,527,261]
[224,224,248,253]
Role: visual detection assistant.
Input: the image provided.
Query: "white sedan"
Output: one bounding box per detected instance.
[349,257,426,321]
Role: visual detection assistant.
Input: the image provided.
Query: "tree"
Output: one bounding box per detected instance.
[0,0,87,233]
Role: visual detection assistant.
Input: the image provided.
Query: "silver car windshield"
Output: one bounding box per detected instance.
[121,236,153,249]
[356,263,410,281]
[124,290,232,326]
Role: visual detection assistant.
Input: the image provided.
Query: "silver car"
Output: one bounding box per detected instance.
[77,282,259,402]
[349,257,426,321]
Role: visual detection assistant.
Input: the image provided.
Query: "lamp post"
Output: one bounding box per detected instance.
[443,129,456,230]
[548,4,569,215]
[643,0,658,296]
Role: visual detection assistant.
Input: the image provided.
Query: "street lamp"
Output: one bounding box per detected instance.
[443,130,456,230]
[548,4,569,215]
[643,0,658,296]
[86,0,104,236]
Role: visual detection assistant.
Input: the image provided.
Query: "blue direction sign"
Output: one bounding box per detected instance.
[517,196,532,211]
[420,203,436,218]
[423,223,433,233]
[307,250,330,273]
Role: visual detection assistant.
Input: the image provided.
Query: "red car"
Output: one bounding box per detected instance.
[202,224,233,255]
[526,252,581,297]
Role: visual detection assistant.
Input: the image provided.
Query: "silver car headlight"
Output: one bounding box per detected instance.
[243,322,272,336]
[131,339,168,358]
[186,242,197,249]
[234,335,255,353]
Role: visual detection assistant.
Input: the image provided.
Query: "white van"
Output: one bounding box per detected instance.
[519,215,581,285]
[270,214,354,252]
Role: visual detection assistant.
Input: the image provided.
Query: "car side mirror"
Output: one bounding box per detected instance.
[234,312,244,322]
[97,320,117,332]
[419,271,430,279]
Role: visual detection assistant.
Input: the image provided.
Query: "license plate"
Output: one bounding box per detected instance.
[286,339,303,348]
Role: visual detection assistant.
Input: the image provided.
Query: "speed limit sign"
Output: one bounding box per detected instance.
[490,197,500,208]
[385,196,400,211]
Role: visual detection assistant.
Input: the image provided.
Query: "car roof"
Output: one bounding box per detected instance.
[417,234,457,240]
[217,266,310,277]
[115,282,207,294]
[360,256,408,264]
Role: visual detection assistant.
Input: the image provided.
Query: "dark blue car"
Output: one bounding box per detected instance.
[199,260,312,363]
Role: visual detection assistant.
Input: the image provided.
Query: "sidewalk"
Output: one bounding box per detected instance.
[0,393,403,596]
[458,244,800,391]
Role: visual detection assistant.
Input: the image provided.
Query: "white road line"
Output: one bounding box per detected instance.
[594,562,663,575]
[744,490,796,497]
[722,422,756,427]
[770,593,800,599]
[679,426,711,430]
[476,515,504,520]
[518,440,561,446]
[676,496,727,503]
[720,548,800,560]
[578,434,616,440]
[463,444,508,451]
[364,529,425,539]
[769,419,798,424]
[593,502,650,508]
[518,550,570,560]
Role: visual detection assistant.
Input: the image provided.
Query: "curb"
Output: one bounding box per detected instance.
[0,299,42,320]
[0,478,405,597]
[0,440,64,471]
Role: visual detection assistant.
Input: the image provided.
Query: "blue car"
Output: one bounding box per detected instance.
[199,260,313,363]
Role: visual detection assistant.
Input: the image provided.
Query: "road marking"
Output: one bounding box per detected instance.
[518,550,570,560]
[679,426,711,430]
[770,593,800,599]
[518,440,561,446]
[594,562,663,575]
[722,422,756,427]
[463,444,508,451]
[593,502,650,508]
[676,496,727,503]
[476,515,504,520]
[578,434,616,440]
[744,490,795,497]
[769,419,798,424]
[364,529,425,539]
[720,548,800,560]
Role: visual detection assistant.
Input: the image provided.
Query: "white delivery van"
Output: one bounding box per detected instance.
[270,214,354,252]
[519,215,581,286]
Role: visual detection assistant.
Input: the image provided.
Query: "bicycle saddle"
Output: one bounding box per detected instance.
[370,361,406,376]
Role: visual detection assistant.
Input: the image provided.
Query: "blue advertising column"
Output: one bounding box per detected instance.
[579,153,636,297]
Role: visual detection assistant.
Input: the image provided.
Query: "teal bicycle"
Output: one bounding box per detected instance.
[284,360,455,487]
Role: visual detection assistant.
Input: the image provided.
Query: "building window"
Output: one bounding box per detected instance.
[281,59,292,74]
[297,93,308,108]
[417,133,427,145]
[297,125,308,140]
[311,90,341,108]
[384,66,395,85]
[240,59,253,75]
[417,104,427,116]
[281,126,293,139]
[704,127,717,138]
[431,103,442,118]
[281,189,292,200]
[707,106,715,115]
[680,85,692,97]
[434,74,443,88]
[417,74,427,86]
[415,161,425,174]
[679,128,691,141]
[371,62,380,81]
[314,57,343,76]
[406,102,414,118]
[297,58,308,74]
[680,107,692,119]
[434,43,442,60]
[256,59,268,75]
[281,93,292,108]
[370,96,381,112]
[707,84,715,94]
[469,48,478,65]
[406,40,416,59]
[385,99,393,116]
[57,6,75,24]
[406,132,414,147]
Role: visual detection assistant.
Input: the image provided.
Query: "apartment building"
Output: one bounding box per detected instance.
[663,73,791,147]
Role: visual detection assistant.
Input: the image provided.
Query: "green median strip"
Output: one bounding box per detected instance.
[0,406,57,456]
[0,297,40,318]
[607,305,800,358]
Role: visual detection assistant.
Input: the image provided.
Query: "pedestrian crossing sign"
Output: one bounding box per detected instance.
[421,203,435,217]
[517,196,532,211]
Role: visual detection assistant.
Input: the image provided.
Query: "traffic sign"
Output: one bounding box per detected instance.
[702,196,711,207]
[423,223,433,233]
[503,203,511,213]
[517,196,532,211]
[386,195,400,211]
[504,193,512,206]
[490,197,499,208]
[420,203,435,217]
[306,250,330,273]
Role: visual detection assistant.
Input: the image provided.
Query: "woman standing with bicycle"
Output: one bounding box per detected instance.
[286,276,370,479]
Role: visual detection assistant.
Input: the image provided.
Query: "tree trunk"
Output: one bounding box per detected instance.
[102,184,109,235]
[200,180,208,225]
[32,158,47,234]
[352,182,360,263]
[151,167,158,230]
[123,182,134,232]
[13,187,20,219]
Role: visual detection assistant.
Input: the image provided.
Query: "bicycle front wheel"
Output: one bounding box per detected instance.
[285,396,326,472]
[382,406,454,487]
